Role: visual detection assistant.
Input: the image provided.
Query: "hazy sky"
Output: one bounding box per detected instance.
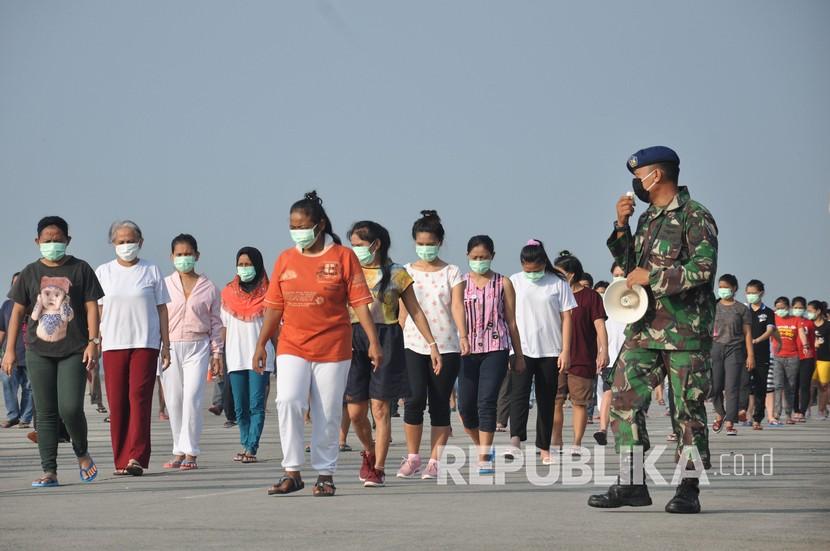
[2,1,828,301]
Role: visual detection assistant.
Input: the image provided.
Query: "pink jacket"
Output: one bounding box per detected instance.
[165,273,224,355]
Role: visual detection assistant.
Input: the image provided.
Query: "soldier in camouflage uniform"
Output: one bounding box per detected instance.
[588,146,718,514]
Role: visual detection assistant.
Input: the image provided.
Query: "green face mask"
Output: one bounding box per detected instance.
[718,288,734,300]
[806,312,817,321]
[746,293,761,305]
[290,225,318,250]
[791,308,805,318]
[469,259,492,275]
[775,308,790,318]
[40,242,67,262]
[352,246,375,266]
[174,256,196,273]
[524,270,545,282]
[237,266,256,283]
[416,245,440,262]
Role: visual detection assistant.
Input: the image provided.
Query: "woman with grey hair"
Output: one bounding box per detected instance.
[95,220,171,475]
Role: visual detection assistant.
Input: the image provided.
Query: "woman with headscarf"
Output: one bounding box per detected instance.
[221,247,276,463]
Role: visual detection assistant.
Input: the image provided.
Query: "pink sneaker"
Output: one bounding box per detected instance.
[421,459,439,480]
[396,455,422,479]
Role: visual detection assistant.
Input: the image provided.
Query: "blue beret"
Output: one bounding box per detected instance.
[626,146,680,173]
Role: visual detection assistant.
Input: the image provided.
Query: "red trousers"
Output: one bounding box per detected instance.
[103,348,159,469]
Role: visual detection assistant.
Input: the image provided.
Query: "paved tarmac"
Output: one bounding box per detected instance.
[1,388,828,551]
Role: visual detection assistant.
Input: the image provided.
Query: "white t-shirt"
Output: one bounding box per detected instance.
[403,263,464,355]
[606,318,627,366]
[221,309,275,373]
[509,272,577,358]
[96,259,170,352]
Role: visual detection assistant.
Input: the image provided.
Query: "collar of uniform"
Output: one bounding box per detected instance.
[647,186,690,217]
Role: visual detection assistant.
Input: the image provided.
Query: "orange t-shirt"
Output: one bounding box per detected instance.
[264,243,373,362]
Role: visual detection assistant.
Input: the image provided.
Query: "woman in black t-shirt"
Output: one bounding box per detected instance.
[810,301,829,419]
[0,216,105,488]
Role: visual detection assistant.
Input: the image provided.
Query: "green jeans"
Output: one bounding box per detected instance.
[26,350,89,473]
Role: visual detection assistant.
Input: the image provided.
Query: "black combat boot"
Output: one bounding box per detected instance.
[665,478,701,514]
[588,477,652,508]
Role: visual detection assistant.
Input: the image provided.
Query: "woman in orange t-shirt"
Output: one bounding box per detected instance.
[254,191,382,497]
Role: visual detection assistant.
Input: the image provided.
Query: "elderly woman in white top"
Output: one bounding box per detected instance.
[96,220,171,476]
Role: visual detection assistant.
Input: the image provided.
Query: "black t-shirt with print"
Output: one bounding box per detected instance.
[815,322,830,362]
[750,304,776,363]
[8,256,105,358]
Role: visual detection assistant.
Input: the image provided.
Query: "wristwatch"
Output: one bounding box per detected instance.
[89,337,101,345]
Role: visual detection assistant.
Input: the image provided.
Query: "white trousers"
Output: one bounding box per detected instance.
[161,339,211,456]
[276,354,351,475]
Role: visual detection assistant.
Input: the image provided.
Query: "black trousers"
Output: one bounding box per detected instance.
[749,360,770,423]
[795,358,816,415]
[508,356,558,450]
[403,350,461,427]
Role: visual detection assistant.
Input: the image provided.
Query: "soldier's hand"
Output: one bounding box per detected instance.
[626,267,650,289]
[616,194,635,227]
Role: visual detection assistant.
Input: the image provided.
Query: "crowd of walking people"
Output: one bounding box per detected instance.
[1,192,827,497]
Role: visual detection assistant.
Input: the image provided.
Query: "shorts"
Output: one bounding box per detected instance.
[555,371,594,406]
[600,367,613,393]
[344,323,408,403]
[814,360,830,385]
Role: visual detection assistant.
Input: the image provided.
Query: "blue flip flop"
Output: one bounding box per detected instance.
[80,459,98,483]
[32,476,59,488]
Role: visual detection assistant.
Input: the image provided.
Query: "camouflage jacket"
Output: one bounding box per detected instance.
[607,186,718,351]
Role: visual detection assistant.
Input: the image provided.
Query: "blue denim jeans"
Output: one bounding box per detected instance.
[2,365,33,423]
[229,369,269,455]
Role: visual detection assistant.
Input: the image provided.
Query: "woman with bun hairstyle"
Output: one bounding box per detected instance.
[503,240,575,465]
[254,191,382,497]
[397,210,468,481]
[345,220,441,488]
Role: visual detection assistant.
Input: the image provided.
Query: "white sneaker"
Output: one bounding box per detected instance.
[502,446,522,460]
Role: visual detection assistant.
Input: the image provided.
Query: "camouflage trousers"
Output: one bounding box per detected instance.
[610,341,712,469]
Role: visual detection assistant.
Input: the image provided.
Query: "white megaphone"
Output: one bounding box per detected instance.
[603,279,649,324]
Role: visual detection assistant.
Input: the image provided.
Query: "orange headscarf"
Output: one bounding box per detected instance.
[221,275,268,322]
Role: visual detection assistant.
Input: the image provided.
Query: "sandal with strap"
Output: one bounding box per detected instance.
[163,458,184,469]
[267,475,304,496]
[712,417,724,433]
[312,478,337,497]
[233,451,247,462]
[752,422,763,430]
[79,457,98,483]
[126,461,144,476]
[32,474,59,488]
[241,453,258,464]
[179,460,198,471]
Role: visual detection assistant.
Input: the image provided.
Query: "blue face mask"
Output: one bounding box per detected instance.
[174,256,196,273]
[237,266,256,282]
[352,246,375,266]
[775,308,790,318]
[524,270,545,282]
[718,288,734,300]
[40,242,67,262]
[468,259,492,275]
[290,225,318,249]
[416,245,440,262]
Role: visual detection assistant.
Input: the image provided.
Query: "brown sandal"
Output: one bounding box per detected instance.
[312,477,336,497]
[241,453,258,464]
[267,475,304,496]
[125,460,144,476]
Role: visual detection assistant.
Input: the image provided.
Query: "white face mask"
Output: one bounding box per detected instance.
[115,243,140,262]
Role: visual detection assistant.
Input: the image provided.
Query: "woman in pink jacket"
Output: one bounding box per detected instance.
[160,234,224,470]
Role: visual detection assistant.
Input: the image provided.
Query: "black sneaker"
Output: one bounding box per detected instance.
[223,420,237,428]
[593,430,607,446]
[665,478,701,514]
[588,480,652,508]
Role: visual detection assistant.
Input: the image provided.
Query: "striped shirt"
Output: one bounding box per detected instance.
[464,273,510,354]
